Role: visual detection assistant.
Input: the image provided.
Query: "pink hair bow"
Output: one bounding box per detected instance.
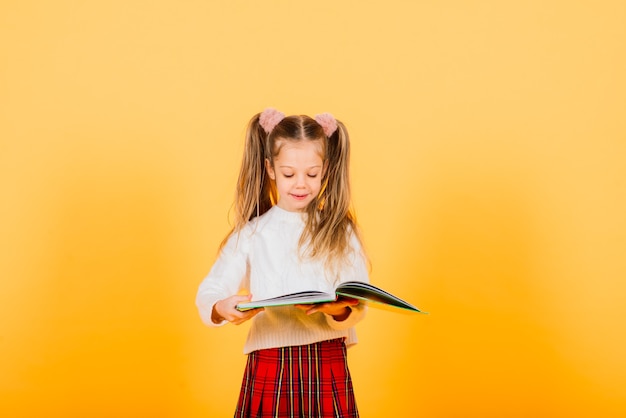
[259,108,285,134]
[314,113,338,137]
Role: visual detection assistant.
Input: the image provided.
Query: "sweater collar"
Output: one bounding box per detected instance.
[269,205,306,223]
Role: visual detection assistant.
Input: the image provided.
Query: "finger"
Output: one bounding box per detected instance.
[231,307,263,325]
[304,304,324,315]
[229,313,248,325]
[337,296,359,306]
[232,294,253,304]
[247,307,264,317]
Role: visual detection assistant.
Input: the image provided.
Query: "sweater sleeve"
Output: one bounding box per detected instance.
[195,231,250,327]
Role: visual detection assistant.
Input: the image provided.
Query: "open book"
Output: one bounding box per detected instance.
[236,281,423,313]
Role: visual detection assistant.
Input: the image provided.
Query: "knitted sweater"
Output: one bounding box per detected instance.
[196,205,369,354]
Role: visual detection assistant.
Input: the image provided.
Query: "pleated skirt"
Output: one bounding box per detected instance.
[235,338,359,418]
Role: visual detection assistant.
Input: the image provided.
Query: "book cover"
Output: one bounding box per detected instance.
[236,281,423,313]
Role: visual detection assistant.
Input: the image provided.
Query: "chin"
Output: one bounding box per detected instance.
[291,202,312,212]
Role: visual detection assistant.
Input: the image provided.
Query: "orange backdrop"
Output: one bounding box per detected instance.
[1,1,625,417]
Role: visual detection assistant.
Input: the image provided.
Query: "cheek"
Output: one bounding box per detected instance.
[275,177,291,190]
[311,178,323,190]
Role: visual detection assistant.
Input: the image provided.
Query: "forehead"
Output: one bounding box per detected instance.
[273,139,325,161]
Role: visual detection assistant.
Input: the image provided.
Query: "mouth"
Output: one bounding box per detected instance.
[290,193,309,201]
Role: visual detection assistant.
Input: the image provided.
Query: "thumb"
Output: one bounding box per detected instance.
[234,294,253,302]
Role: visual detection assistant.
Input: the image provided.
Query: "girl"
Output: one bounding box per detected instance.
[196,108,369,417]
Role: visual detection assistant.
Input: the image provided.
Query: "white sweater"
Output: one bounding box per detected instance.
[196,205,369,354]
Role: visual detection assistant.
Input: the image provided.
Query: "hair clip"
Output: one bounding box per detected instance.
[259,108,285,134]
[314,113,338,137]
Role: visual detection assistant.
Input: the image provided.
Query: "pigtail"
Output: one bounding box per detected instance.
[303,119,364,273]
[324,120,352,222]
[221,113,277,249]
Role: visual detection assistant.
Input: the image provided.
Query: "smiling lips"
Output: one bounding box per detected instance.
[290,193,309,200]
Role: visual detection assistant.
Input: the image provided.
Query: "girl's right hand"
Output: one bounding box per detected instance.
[212,294,264,325]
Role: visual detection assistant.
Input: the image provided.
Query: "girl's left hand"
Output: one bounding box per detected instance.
[295,297,360,321]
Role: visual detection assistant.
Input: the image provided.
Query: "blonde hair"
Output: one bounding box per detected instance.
[222,111,366,269]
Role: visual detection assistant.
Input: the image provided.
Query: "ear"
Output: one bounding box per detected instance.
[265,158,276,180]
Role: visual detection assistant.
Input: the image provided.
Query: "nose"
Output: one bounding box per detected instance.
[295,174,307,187]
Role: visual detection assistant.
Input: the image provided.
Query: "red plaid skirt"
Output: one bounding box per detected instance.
[235,338,359,418]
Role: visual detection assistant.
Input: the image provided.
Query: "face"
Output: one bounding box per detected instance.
[266,140,325,212]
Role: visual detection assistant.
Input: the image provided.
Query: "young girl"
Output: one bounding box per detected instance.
[196,108,369,417]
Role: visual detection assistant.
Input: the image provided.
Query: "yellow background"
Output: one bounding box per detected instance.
[1,1,625,417]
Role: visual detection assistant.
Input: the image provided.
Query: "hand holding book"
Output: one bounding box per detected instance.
[294,296,360,320]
